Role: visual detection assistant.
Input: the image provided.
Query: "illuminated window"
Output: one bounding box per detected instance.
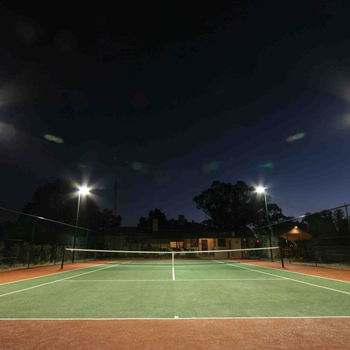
[170,241,184,248]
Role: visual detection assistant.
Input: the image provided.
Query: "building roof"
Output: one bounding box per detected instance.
[102,217,256,239]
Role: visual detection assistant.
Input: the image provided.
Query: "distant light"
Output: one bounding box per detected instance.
[78,186,90,195]
[295,226,298,228]
[255,187,265,194]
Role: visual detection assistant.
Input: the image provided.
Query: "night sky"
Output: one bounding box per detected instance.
[1,1,350,226]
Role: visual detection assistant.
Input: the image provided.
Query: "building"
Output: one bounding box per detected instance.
[103,215,262,259]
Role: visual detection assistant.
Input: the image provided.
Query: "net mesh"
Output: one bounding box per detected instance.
[61,247,282,268]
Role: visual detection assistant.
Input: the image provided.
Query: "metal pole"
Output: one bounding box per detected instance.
[61,247,66,269]
[86,229,89,249]
[287,233,291,263]
[279,246,284,268]
[264,191,273,262]
[72,192,81,263]
[345,203,350,236]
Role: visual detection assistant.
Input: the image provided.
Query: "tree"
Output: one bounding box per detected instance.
[22,178,122,231]
[301,209,348,245]
[193,181,286,234]
[22,178,79,224]
[193,181,254,232]
[138,208,168,229]
[98,208,122,231]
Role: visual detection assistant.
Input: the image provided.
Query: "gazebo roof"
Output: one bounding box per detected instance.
[279,226,312,241]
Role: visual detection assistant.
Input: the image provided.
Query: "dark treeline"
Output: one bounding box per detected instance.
[1,177,348,243]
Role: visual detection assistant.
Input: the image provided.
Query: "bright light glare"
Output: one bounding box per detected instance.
[78,186,90,195]
[255,186,265,194]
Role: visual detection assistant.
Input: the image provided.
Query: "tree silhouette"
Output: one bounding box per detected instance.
[194,181,285,234]
[22,178,121,231]
[138,208,168,229]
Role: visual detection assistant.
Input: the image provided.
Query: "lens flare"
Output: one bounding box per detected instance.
[261,162,274,168]
[44,134,64,144]
[202,161,221,173]
[286,132,306,142]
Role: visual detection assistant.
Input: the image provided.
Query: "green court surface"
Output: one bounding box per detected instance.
[1,261,350,319]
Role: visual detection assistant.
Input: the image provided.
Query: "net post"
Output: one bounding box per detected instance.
[279,246,284,268]
[172,252,174,268]
[61,247,66,269]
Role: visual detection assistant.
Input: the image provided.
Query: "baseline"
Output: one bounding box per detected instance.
[1,316,350,320]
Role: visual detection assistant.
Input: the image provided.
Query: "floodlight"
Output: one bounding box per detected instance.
[255,186,265,193]
[78,186,90,196]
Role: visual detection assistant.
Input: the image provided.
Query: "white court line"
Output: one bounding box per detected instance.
[172,264,175,281]
[217,262,350,296]
[1,316,350,320]
[119,265,172,267]
[59,278,284,282]
[61,279,173,282]
[0,263,123,286]
[239,261,350,284]
[0,262,131,298]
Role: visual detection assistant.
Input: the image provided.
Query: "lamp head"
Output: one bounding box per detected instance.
[78,186,90,196]
[255,186,265,194]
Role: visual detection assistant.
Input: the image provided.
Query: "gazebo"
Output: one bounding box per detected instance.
[280,226,312,263]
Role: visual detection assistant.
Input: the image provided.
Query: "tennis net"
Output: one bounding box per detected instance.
[61,246,283,269]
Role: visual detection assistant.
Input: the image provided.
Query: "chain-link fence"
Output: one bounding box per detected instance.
[257,204,350,268]
[0,207,100,271]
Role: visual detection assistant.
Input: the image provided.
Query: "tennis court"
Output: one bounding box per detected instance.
[1,247,350,320]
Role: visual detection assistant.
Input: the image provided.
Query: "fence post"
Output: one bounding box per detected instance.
[279,246,284,268]
[345,203,350,236]
[269,226,274,262]
[86,229,89,249]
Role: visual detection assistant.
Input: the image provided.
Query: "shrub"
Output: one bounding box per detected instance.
[30,244,42,265]
[0,241,4,267]
[19,242,30,265]
[40,244,52,263]
[55,246,64,263]
[8,244,21,266]
[0,241,4,262]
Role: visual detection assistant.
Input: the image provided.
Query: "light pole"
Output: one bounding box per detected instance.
[72,186,90,263]
[255,186,274,262]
